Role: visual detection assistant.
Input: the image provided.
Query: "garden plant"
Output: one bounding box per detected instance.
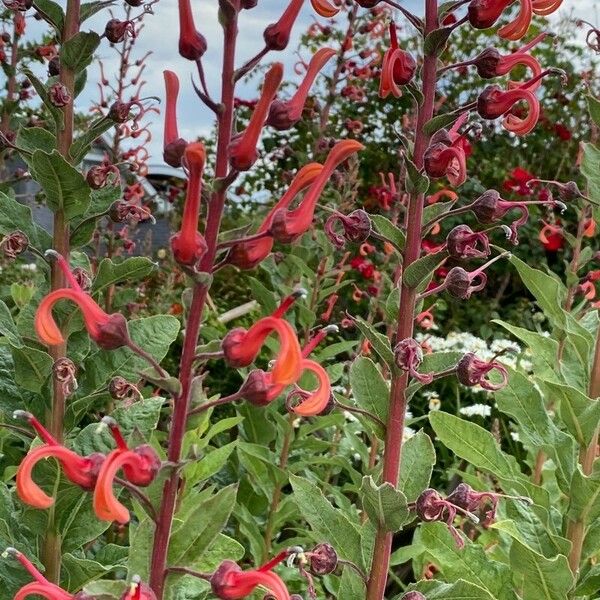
[0,0,599,599]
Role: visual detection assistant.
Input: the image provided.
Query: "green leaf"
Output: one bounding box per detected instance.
[0,301,23,348]
[406,579,496,600]
[509,540,573,600]
[370,214,405,251]
[403,250,448,289]
[33,0,65,32]
[353,317,394,367]
[169,484,238,568]
[349,356,389,433]
[30,150,91,219]
[61,553,118,592]
[60,31,101,73]
[21,69,64,131]
[399,430,435,502]
[404,155,430,195]
[0,191,53,249]
[247,278,277,314]
[11,345,53,393]
[581,142,600,203]
[16,126,57,158]
[567,463,600,523]
[70,116,115,164]
[422,200,456,231]
[424,26,453,56]
[290,474,364,568]
[92,257,157,294]
[541,381,600,447]
[429,411,515,478]
[420,522,515,600]
[359,476,409,532]
[80,0,115,22]
[423,112,460,135]
[588,95,600,129]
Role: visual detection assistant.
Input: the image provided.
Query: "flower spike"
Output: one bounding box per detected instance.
[35,250,132,350]
[268,48,336,130]
[170,142,208,267]
[229,63,284,171]
[270,140,364,243]
[228,164,323,269]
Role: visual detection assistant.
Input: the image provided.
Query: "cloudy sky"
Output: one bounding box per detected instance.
[24,1,600,165]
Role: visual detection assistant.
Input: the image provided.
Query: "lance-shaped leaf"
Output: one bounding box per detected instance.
[360,476,409,532]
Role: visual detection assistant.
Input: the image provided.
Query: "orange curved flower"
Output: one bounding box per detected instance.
[532,0,563,15]
[228,163,323,270]
[162,70,187,167]
[211,560,290,600]
[229,64,283,171]
[310,0,340,18]
[270,140,364,243]
[170,143,208,267]
[427,189,459,204]
[379,23,416,99]
[477,84,539,136]
[498,0,533,41]
[178,0,206,60]
[35,252,130,350]
[291,359,331,416]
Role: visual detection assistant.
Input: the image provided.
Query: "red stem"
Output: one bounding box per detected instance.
[365,2,439,598]
[148,5,240,598]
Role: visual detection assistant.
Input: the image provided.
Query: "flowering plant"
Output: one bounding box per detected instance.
[0,1,599,600]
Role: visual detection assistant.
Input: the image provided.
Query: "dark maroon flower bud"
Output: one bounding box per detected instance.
[472,47,501,78]
[456,352,509,391]
[558,181,582,201]
[324,209,371,249]
[163,138,188,168]
[2,0,32,11]
[444,267,471,299]
[49,82,71,107]
[96,313,132,350]
[109,100,132,123]
[416,488,445,522]
[266,100,296,131]
[263,0,303,51]
[1,32,10,42]
[401,593,427,600]
[239,370,272,406]
[109,200,154,225]
[72,267,92,291]
[467,0,508,29]
[445,483,473,510]
[125,0,144,5]
[20,78,30,89]
[128,445,161,486]
[308,543,338,575]
[48,56,60,76]
[241,0,258,7]
[446,225,490,259]
[472,190,500,223]
[356,0,380,7]
[211,561,241,598]
[394,338,432,384]
[104,19,135,43]
[53,357,78,396]
[0,230,28,259]
[109,376,141,401]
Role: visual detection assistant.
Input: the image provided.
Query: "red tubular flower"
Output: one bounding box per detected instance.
[13,411,105,509]
[468,0,531,40]
[477,84,538,135]
[424,113,470,187]
[267,48,336,130]
[162,70,187,168]
[229,64,284,171]
[178,0,207,60]
[532,0,563,15]
[93,418,161,524]
[539,220,564,251]
[171,143,208,267]
[379,22,416,99]
[310,0,339,17]
[35,251,131,350]
[211,557,291,600]
[270,140,364,243]
[228,163,323,270]
[263,0,304,51]
[4,548,75,600]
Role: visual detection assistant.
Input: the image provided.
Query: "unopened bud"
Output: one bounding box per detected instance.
[49,82,71,107]
[53,357,78,396]
[0,230,28,259]
[308,543,338,575]
[444,267,471,299]
[472,190,500,224]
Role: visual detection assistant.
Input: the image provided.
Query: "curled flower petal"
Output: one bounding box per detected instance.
[310,0,339,17]
[498,0,533,40]
[532,0,563,15]
[291,359,331,416]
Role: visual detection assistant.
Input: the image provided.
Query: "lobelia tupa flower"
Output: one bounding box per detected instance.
[267,47,336,130]
[263,0,304,51]
[13,410,105,509]
[477,69,566,135]
[177,0,206,60]
[270,139,364,243]
[227,163,323,270]
[93,417,161,524]
[162,70,188,168]
[170,142,208,267]
[240,325,335,416]
[35,250,133,350]
[379,22,417,99]
[3,547,94,600]
[222,291,304,386]
[211,550,295,600]
[424,113,471,187]
[310,0,340,18]
[229,63,284,172]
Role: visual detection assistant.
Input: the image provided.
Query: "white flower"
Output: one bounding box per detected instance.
[428,395,441,411]
[510,431,521,442]
[403,427,416,442]
[459,404,491,417]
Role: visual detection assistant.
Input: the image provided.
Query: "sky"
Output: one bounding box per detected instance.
[17,1,600,166]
